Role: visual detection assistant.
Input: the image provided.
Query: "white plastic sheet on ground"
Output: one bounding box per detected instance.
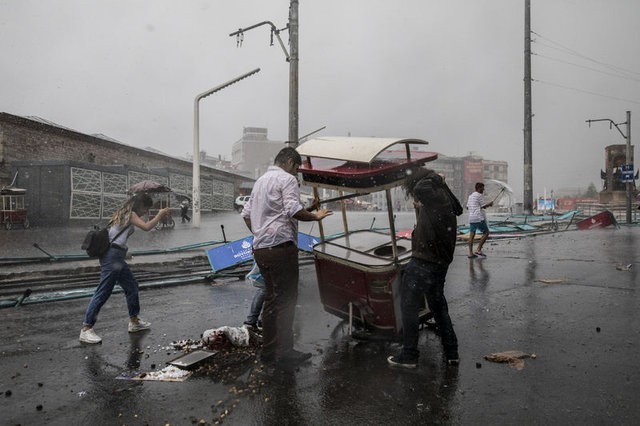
[202,325,251,347]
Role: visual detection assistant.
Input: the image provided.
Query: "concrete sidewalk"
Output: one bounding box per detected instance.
[1,224,639,424]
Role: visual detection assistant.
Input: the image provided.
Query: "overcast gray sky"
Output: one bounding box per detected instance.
[2,0,639,199]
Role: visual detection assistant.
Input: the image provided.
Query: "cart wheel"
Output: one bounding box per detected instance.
[5,222,12,230]
[23,219,30,229]
[155,222,162,230]
[168,219,175,229]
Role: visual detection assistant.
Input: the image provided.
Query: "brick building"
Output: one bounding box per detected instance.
[0,112,253,226]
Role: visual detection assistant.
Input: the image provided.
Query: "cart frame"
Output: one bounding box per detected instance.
[297,137,437,338]
[1,188,29,230]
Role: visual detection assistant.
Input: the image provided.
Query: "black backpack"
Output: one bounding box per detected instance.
[81,225,129,258]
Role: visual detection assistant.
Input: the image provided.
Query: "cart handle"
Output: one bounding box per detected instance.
[306,192,370,211]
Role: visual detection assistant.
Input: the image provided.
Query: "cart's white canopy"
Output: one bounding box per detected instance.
[296,137,428,163]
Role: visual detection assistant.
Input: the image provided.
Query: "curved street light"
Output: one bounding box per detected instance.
[192,68,261,227]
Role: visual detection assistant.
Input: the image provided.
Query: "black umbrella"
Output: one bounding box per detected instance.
[174,193,192,203]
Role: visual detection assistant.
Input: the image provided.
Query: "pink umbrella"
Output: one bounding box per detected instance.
[128,180,172,194]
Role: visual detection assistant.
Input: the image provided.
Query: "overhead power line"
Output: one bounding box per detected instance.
[532,52,640,84]
[533,78,640,105]
[532,30,640,79]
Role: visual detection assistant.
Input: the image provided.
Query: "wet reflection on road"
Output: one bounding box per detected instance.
[313,322,459,424]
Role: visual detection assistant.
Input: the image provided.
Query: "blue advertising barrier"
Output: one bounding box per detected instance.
[206,232,320,272]
[206,236,254,272]
[297,232,320,253]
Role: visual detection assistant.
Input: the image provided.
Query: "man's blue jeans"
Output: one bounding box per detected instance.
[83,247,141,327]
[400,258,457,359]
[245,286,266,325]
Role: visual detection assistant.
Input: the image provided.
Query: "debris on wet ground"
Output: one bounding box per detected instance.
[535,278,567,284]
[119,324,264,395]
[131,366,192,382]
[615,263,633,271]
[484,350,537,370]
[202,325,261,349]
[168,350,217,369]
[171,338,203,351]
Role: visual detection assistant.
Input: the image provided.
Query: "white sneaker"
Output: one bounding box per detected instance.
[79,328,102,344]
[128,318,151,333]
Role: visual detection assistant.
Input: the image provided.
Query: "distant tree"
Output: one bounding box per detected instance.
[584,182,598,198]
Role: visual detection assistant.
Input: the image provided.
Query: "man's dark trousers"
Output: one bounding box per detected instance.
[400,258,458,359]
[253,242,299,357]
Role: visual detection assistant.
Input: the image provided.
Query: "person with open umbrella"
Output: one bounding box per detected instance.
[79,193,170,344]
[180,200,191,223]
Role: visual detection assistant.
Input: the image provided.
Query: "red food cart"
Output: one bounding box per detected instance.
[1,188,29,230]
[297,137,438,339]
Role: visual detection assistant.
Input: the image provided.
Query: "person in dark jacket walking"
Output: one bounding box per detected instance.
[180,200,191,223]
[388,168,463,368]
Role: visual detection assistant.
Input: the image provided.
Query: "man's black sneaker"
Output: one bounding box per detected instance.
[243,322,263,334]
[387,354,418,369]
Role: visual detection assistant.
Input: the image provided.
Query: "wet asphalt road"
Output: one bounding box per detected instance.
[1,213,639,425]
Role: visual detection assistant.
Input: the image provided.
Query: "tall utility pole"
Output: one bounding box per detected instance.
[523,0,534,214]
[627,110,632,224]
[288,0,299,148]
[586,111,633,224]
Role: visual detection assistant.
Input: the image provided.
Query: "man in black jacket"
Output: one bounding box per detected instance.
[388,168,463,368]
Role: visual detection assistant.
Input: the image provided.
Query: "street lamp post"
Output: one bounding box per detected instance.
[192,68,261,228]
[229,0,299,147]
[586,111,633,224]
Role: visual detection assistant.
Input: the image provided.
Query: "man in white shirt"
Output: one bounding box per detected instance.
[466,182,493,258]
[241,147,332,367]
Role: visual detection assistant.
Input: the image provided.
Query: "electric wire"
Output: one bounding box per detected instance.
[530,30,640,104]
[532,52,640,84]
[532,30,640,79]
[532,78,640,105]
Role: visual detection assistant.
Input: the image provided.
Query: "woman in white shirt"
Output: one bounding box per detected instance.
[79,193,169,344]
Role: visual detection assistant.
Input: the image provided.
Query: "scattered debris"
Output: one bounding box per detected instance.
[131,366,191,382]
[615,263,633,271]
[536,278,566,284]
[576,210,617,230]
[168,350,217,369]
[171,339,203,352]
[484,350,536,370]
[202,325,261,350]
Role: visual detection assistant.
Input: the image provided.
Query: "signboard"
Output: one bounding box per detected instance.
[537,198,555,211]
[297,232,320,253]
[620,164,634,183]
[205,232,321,272]
[206,236,254,272]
